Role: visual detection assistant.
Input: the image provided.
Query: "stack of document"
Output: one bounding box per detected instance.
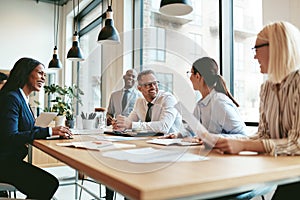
[147,138,200,146]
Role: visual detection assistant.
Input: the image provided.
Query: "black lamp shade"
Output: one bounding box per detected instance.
[49,47,62,69]
[97,11,120,44]
[67,32,84,61]
[159,0,193,16]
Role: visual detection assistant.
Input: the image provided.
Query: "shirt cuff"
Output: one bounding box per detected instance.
[131,122,141,131]
[48,127,52,136]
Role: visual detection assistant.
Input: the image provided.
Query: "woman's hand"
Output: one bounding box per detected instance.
[213,138,244,154]
[182,136,203,144]
[158,133,179,139]
[52,126,73,139]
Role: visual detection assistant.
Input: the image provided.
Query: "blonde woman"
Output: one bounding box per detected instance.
[212,21,300,199]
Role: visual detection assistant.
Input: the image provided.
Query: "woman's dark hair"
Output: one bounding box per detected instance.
[0,72,8,82]
[193,57,239,107]
[1,57,43,94]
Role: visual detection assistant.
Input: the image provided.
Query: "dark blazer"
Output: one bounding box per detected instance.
[0,89,49,162]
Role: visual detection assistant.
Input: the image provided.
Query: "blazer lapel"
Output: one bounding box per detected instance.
[17,90,35,124]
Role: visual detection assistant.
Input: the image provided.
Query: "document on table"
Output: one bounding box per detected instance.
[35,112,58,127]
[71,129,103,135]
[90,135,148,141]
[56,141,136,151]
[147,138,200,146]
[102,147,209,163]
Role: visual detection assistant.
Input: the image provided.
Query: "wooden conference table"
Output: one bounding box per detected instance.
[33,134,300,200]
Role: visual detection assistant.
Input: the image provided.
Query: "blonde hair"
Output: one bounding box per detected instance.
[257,21,300,83]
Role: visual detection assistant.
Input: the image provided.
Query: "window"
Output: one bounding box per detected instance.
[233,0,263,122]
[147,27,166,62]
[69,0,264,124]
[140,0,219,111]
[73,0,103,114]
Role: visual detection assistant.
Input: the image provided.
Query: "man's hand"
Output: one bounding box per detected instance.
[112,115,132,130]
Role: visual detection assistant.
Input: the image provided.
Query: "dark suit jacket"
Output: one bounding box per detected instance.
[0,89,49,162]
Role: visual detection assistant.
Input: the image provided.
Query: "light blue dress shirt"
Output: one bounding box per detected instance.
[107,87,141,117]
[193,89,247,138]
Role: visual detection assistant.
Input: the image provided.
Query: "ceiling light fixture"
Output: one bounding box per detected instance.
[97,0,120,45]
[49,1,62,69]
[159,0,193,16]
[67,0,84,61]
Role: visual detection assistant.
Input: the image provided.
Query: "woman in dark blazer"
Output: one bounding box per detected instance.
[0,57,72,199]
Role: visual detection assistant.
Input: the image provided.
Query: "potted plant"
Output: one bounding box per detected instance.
[44,84,84,128]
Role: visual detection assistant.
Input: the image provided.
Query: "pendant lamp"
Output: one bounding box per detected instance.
[159,0,193,16]
[67,0,84,61]
[49,1,62,69]
[97,0,120,44]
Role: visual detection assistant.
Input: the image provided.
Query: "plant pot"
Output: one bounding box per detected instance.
[55,115,66,127]
[65,119,75,128]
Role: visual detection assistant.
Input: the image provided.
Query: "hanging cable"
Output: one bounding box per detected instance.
[77,0,79,33]
[49,0,62,69]
[54,1,59,47]
[72,0,76,33]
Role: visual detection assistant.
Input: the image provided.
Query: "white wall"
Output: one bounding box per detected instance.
[0,0,54,70]
[263,0,300,28]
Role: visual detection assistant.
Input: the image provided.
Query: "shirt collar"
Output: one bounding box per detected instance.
[199,89,216,107]
[19,88,29,104]
[123,87,134,92]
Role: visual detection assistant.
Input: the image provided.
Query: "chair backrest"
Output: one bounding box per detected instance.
[0,182,17,198]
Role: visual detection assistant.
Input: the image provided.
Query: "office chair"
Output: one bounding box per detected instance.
[235,184,276,200]
[0,182,17,198]
[208,184,276,200]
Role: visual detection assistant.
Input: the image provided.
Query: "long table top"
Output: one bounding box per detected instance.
[33,135,300,200]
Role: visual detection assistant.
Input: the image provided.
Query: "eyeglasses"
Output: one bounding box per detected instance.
[252,43,269,55]
[187,71,194,78]
[139,81,159,88]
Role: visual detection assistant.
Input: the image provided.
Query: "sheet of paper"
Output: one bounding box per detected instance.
[35,112,58,127]
[71,129,103,135]
[56,141,136,151]
[102,147,209,163]
[147,138,200,146]
[90,135,148,141]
